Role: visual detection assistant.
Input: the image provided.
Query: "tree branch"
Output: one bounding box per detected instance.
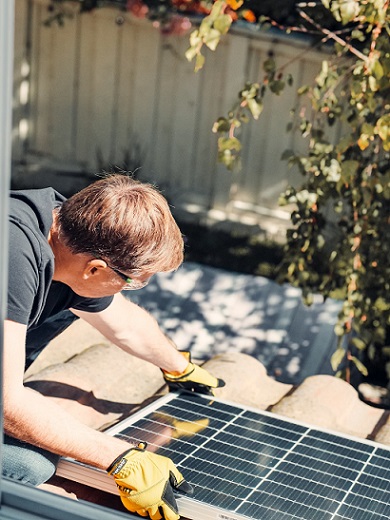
[297,8,368,62]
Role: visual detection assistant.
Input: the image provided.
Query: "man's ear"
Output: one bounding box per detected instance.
[82,258,108,279]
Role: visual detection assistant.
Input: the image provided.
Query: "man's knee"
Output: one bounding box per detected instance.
[3,437,60,486]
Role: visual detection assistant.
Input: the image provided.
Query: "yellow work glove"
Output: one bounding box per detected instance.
[163,351,225,395]
[107,442,193,520]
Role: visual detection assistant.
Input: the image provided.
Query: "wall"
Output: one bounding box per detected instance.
[12,0,336,231]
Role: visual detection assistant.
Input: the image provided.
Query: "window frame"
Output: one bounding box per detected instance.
[1,478,131,520]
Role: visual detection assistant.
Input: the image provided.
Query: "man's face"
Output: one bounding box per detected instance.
[60,256,152,298]
[69,275,129,298]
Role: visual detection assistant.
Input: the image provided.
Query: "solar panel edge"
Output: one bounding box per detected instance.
[56,459,117,494]
[55,460,253,520]
[176,497,253,520]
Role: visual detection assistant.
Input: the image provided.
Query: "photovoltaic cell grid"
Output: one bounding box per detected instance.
[111,392,390,520]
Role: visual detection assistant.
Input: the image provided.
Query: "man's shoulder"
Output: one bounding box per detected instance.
[10,187,66,212]
[9,187,65,240]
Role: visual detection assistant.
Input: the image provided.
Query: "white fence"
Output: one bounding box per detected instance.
[13,0,335,232]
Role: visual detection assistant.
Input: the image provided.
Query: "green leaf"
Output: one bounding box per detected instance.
[374,297,390,312]
[340,160,360,183]
[207,0,225,22]
[351,29,365,42]
[218,136,242,151]
[263,58,276,73]
[297,85,310,95]
[331,0,360,23]
[214,14,232,35]
[334,323,345,337]
[295,190,318,205]
[185,46,198,62]
[195,53,205,72]
[247,98,263,120]
[189,29,201,47]
[336,135,354,154]
[351,337,366,350]
[239,113,250,123]
[350,356,368,376]
[362,122,375,137]
[269,79,285,95]
[368,75,377,91]
[376,114,390,143]
[212,117,230,133]
[373,59,384,80]
[331,347,345,370]
[325,158,341,182]
[204,28,221,51]
[317,234,325,249]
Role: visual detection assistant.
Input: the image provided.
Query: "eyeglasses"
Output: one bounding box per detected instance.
[105,262,150,291]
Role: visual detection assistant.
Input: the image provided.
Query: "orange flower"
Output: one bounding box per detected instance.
[242,9,256,23]
[226,0,244,10]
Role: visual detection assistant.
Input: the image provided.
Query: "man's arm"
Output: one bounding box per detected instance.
[71,292,188,374]
[4,318,192,519]
[3,319,134,469]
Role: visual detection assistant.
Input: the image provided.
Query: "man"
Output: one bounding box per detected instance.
[3,173,224,520]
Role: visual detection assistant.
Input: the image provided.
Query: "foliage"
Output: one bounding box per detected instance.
[209,0,390,383]
[277,1,390,383]
[185,0,234,72]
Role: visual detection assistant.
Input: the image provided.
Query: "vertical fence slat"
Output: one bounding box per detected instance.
[168,37,203,195]
[74,11,96,165]
[88,10,122,167]
[30,1,53,154]
[210,33,249,212]
[149,37,180,187]
[12,0,29,161]
[128,22,161,178]
[189,44,225,206]
[114,19,142,170]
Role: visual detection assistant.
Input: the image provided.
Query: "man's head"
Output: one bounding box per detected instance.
[55,174,183,294]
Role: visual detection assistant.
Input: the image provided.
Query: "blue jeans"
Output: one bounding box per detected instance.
[2,435,61,486]
[3,310,78,486]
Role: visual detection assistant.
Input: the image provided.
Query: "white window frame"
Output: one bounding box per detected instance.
[0,3,131,518]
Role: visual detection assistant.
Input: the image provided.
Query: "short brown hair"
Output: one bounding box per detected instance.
[57,174,184,274]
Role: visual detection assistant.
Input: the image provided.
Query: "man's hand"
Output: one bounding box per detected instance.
[108,443,193,520]
[163,351,225,395]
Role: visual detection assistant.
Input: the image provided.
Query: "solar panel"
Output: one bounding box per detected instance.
[57,392,390,520]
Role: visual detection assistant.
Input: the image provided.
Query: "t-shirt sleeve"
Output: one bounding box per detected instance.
[71,295,114,313]
[7,223,40,324]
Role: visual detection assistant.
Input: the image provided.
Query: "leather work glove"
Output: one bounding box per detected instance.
[107,442,193,520]
[163,351,225,395]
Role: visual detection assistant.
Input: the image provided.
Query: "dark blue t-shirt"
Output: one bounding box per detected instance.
[7,188,113,340]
